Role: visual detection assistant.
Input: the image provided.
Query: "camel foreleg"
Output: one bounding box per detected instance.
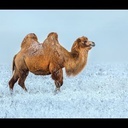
[51,68,63,92]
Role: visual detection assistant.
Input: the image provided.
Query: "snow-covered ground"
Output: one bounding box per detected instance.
[0,62,128,118]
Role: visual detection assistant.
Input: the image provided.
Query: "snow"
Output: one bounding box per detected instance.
[0,62,128,118]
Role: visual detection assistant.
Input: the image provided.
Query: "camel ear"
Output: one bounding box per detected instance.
[73,38,81,49]
[76,38,81,43]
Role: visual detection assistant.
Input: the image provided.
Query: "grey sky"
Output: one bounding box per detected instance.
[0,10,128,64]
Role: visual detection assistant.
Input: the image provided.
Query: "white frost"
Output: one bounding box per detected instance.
[0,62,128,118]
[27,42,44,56]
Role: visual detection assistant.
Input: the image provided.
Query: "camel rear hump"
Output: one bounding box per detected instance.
[21,33,39,49]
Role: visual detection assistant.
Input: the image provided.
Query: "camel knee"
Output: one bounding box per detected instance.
[51,69,63,80]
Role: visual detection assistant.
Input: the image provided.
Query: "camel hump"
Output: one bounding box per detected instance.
[21,33,38,49]
[47,32,58,40]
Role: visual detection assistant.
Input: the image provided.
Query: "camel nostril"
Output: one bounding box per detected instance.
[92,42,95,47]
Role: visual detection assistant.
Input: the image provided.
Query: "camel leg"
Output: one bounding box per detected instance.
[51,69,63,92]
[18,70,29,91]
[9,70,19,92]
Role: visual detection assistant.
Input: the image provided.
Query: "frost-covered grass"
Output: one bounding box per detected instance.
[0,62,128,118]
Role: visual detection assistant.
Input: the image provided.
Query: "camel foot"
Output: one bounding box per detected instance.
[54,87,60,95]
[9,89,13,95]
[24,88,28,92]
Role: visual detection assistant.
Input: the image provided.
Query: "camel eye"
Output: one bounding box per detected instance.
[84,41,87,44]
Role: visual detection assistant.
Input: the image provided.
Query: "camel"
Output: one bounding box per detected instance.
[8,32,95,93]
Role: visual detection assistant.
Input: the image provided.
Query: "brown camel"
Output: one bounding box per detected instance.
[8,32,95,93]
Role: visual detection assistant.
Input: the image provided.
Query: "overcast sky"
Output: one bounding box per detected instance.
[0,10,128,65]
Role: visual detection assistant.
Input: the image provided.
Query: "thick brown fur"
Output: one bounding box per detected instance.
[21,33,38,49]
[9,32,95,92]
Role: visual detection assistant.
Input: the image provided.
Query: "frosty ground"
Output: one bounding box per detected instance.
[0,62,128,118]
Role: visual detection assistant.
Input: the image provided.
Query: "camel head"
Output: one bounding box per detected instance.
[71,36,95,52]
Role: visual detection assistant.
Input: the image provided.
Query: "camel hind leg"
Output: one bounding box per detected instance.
[18,70,29,91]
[9,70,19,91]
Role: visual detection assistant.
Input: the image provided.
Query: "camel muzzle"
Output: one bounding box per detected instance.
[91,42,95,47]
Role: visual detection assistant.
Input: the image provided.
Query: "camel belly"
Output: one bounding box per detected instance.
[24,56,51,75]
[31,69,51,75]
[28,63,51,75]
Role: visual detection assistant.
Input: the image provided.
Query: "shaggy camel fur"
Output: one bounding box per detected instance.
[21,33,39,49]
[9,32,95,93]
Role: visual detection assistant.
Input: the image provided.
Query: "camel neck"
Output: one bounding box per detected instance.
[64,49,89,76]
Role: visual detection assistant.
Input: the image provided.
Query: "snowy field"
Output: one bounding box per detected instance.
[0,62,128,118]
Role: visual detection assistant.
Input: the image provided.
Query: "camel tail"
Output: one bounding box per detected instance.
[12,54,17,73]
